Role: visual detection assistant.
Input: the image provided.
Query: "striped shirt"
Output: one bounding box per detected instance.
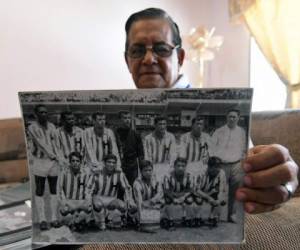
[133,177,161,202]
[56,126,85,161]
[84,127,121,168]
[59,168,91,200]
[180,132,211,162]
[143,132,176,164]
[28,121,58,159]
[163,171,193,194]
[195,170,226,200]
[92,170,131,198]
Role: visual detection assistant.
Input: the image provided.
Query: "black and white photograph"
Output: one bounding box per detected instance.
[19,88,252,244]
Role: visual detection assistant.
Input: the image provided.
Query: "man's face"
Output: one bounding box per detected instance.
[155,119,167,134]
[64,114,75,129]
[121,113,131,128]
[192,119,204,136]
[94,115,106,128]
[36,106,48,123]
[105,158,117,173]
[70,155,81,172]
[227,111,239,129]
[125,19,184,88]
[141,165,153,180]
[174,160,186,176]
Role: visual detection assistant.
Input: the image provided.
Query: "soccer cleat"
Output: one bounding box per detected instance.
[50,220,61,228]
[39,221,48,231]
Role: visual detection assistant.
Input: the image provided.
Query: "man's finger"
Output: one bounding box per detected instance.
[243,160,297,188]
[243,201,281,214]
[245,144,289,171]
[235,186,289,205]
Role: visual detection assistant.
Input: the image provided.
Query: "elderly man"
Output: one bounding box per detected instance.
[124,7,299,214]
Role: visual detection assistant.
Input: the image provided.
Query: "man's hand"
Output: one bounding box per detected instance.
[236,144,299,214]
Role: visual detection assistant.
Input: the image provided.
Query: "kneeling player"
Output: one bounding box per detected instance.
[133,160,163,230]
[91,154,136,230]
[162,157,194,230]
[58,152,92,231]
[193,156,227,228]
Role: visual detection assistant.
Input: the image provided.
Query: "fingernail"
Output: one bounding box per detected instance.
[246,203,255,213]
[243,163,252,172]
[244,176,252,186]
[236,191,246,201]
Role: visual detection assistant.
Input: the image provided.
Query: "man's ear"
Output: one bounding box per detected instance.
[177,48,185,67]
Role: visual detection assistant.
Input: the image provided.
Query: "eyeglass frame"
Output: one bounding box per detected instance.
[126,42,181,59]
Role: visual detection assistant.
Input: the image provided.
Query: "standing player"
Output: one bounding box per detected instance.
[115,111,144,186]
[58,152,92,231]
[28,104,60,230]
[143,116,177,181]
[193,157,227,228]
[90,154,136,230]
[84,112,121,173]
[56,111,85,169]
[161,157,194,230]
[180,116,212,176]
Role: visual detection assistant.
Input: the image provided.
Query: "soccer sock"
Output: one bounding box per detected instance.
[35,196,46,223]
[50,194,58,221]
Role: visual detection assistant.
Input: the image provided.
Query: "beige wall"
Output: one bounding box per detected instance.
[0,0,250,119]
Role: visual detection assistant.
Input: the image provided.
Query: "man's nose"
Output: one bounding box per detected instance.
[142,49,157,65]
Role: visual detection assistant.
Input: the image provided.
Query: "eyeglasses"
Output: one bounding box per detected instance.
[126,43,180,59]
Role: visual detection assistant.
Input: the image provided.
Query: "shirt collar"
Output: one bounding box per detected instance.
[172,74,191,89]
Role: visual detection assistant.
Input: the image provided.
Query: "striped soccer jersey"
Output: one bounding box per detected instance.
[143,132,176,164]
[133,177,161,202]
[163,171,193,194]
[56,126,85,161]
[180,132,211,162]
[92,170,131,198]
[28,121,58,159]
[84,127,120,167]
[195,170,226,200]
[59,168,91,200]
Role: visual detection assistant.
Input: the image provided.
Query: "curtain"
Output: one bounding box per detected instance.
[229,0,300,108]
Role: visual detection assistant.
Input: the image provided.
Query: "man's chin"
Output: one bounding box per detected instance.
[135,77,167,88]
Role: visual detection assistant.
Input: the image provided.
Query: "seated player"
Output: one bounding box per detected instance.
[193,156,227,228]
[133,160,164,230]
[58,152,92,231]
[161,157,194,230]
[90,154,136,230]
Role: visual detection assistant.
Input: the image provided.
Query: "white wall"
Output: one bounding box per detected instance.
[0,0,250,119]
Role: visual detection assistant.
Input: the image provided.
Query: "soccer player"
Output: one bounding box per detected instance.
[28,104,60,230]
[161,157,194,230]
[58,152,92,231]
[193,156,227,228]
[115,111,144,186]
[84,112,121,173]
[90,154,136,230]
[56,111,85,169]
[143,116,176,181]
[180,116,212,176]
[133,160,163,229]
